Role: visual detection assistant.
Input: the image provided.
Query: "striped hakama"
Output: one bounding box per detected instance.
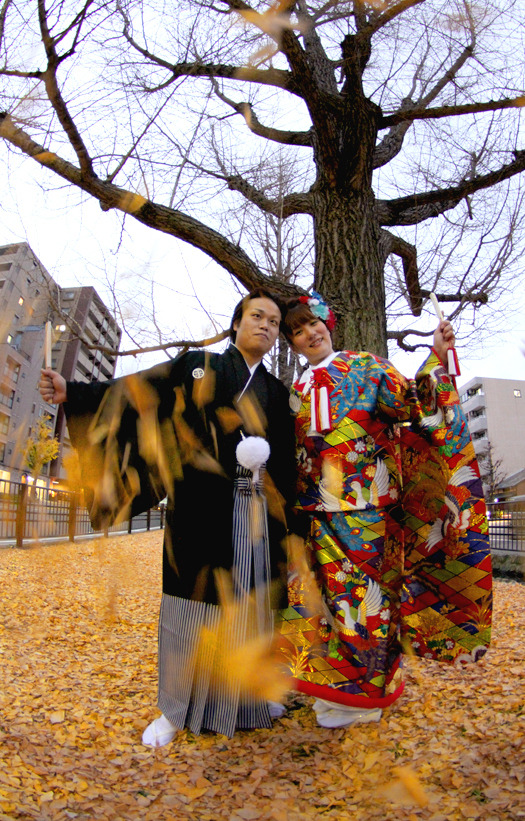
[157,467,273,737]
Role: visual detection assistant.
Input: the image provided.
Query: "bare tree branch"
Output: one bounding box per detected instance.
[387,327,433,351]
[37,0,95,176]
[373,120,411,169]
[0,112,298,296]
[364,0,426,37]
[93,328,232,358]
[226,174,314,216]
[0,0,11,49]
[211,80,312,146]
[376,20,477,163]
[377,152,525,226]
[380,95,525,128]
[382,230,422,315]
[117,1,300,95]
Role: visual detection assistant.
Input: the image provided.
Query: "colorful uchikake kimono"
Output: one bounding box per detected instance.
[277,350,492,711]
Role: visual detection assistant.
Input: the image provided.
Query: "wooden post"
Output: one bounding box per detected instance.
[16,483,28,548]
[68,492,78,542]
[146,507,151,531]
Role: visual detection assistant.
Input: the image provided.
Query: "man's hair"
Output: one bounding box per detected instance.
[229,287,284,342]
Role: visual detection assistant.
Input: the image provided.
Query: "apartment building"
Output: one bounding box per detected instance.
[0,242,121,487]
[49,285,122,481]
[458,375,525,497]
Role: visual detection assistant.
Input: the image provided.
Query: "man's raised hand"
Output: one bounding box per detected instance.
[39,369,67,405]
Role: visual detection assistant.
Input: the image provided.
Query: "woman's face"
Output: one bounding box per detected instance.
[289,317,334,365]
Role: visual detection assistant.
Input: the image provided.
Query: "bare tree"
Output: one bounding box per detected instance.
[478,440,507,502]
[1,0,524,355]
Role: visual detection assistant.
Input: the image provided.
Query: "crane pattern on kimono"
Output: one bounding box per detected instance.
[334,578,384,640]
[425,465,478,550]
[318,458,390,512]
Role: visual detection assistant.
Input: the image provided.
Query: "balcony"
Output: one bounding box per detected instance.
[462,392,486,414]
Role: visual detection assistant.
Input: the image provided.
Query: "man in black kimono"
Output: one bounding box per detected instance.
[39,288,295,744]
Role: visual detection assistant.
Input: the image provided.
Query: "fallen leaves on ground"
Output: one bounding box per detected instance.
[0,533,524,821]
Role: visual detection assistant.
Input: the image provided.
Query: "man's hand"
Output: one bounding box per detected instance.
[39,369,67,405]
[433,320,455,365]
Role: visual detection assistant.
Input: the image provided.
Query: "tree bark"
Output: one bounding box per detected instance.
[313,187,386,356]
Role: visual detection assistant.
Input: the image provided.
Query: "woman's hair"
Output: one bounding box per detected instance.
[229,287,284,341]
[281,298,323,341]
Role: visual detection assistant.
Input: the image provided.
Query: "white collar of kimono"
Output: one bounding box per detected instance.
[233,344,262,401]
[298,350,341,394]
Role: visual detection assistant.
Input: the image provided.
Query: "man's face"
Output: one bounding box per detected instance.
[233,297,281,364]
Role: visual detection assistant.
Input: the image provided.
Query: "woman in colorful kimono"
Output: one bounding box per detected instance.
[277,294,491,729]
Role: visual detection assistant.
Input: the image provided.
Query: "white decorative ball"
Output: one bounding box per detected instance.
[236,436,270,472]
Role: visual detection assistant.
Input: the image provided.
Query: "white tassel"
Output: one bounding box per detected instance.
[319,386,330,431]
[310,386,331,433]
[236,436,270,483]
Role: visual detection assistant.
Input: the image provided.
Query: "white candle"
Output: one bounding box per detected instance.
[429,293,459,376]
[429,292,444,321]
[44,321,52,369]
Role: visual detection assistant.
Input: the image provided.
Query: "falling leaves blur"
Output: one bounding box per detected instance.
[1,533,524,821]
[235,0,309,68]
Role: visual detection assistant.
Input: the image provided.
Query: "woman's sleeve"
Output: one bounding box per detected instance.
[398,351,492,663]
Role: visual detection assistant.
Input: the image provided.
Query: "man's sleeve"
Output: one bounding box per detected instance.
[64,356,188,529]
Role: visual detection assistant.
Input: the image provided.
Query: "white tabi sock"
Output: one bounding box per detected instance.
[316,705,382,728]
[142,714,178,747]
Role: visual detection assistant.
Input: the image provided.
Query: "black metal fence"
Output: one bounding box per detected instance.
[486,501,525,553]
[0,479,165,547]
[1,478,523,553]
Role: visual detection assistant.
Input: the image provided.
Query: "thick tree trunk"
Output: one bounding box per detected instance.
[313,188,387,356]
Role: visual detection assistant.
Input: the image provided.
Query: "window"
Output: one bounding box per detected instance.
[514,389,522,398]
[467,385,484,398]
[62,291,75,300]
[0,280,5,289]
[461,385,484,403]
[7,333,22,351]
[0,388,14,409]
[4,360,20,384]
[0,443,5,463]
[0,264,10,272]
[18,296,24,306]
[469,408,485,420]
[472,430,487,441]
[0,413,9,436]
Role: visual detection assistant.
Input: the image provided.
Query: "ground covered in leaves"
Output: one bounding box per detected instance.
[1,533,524,821]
